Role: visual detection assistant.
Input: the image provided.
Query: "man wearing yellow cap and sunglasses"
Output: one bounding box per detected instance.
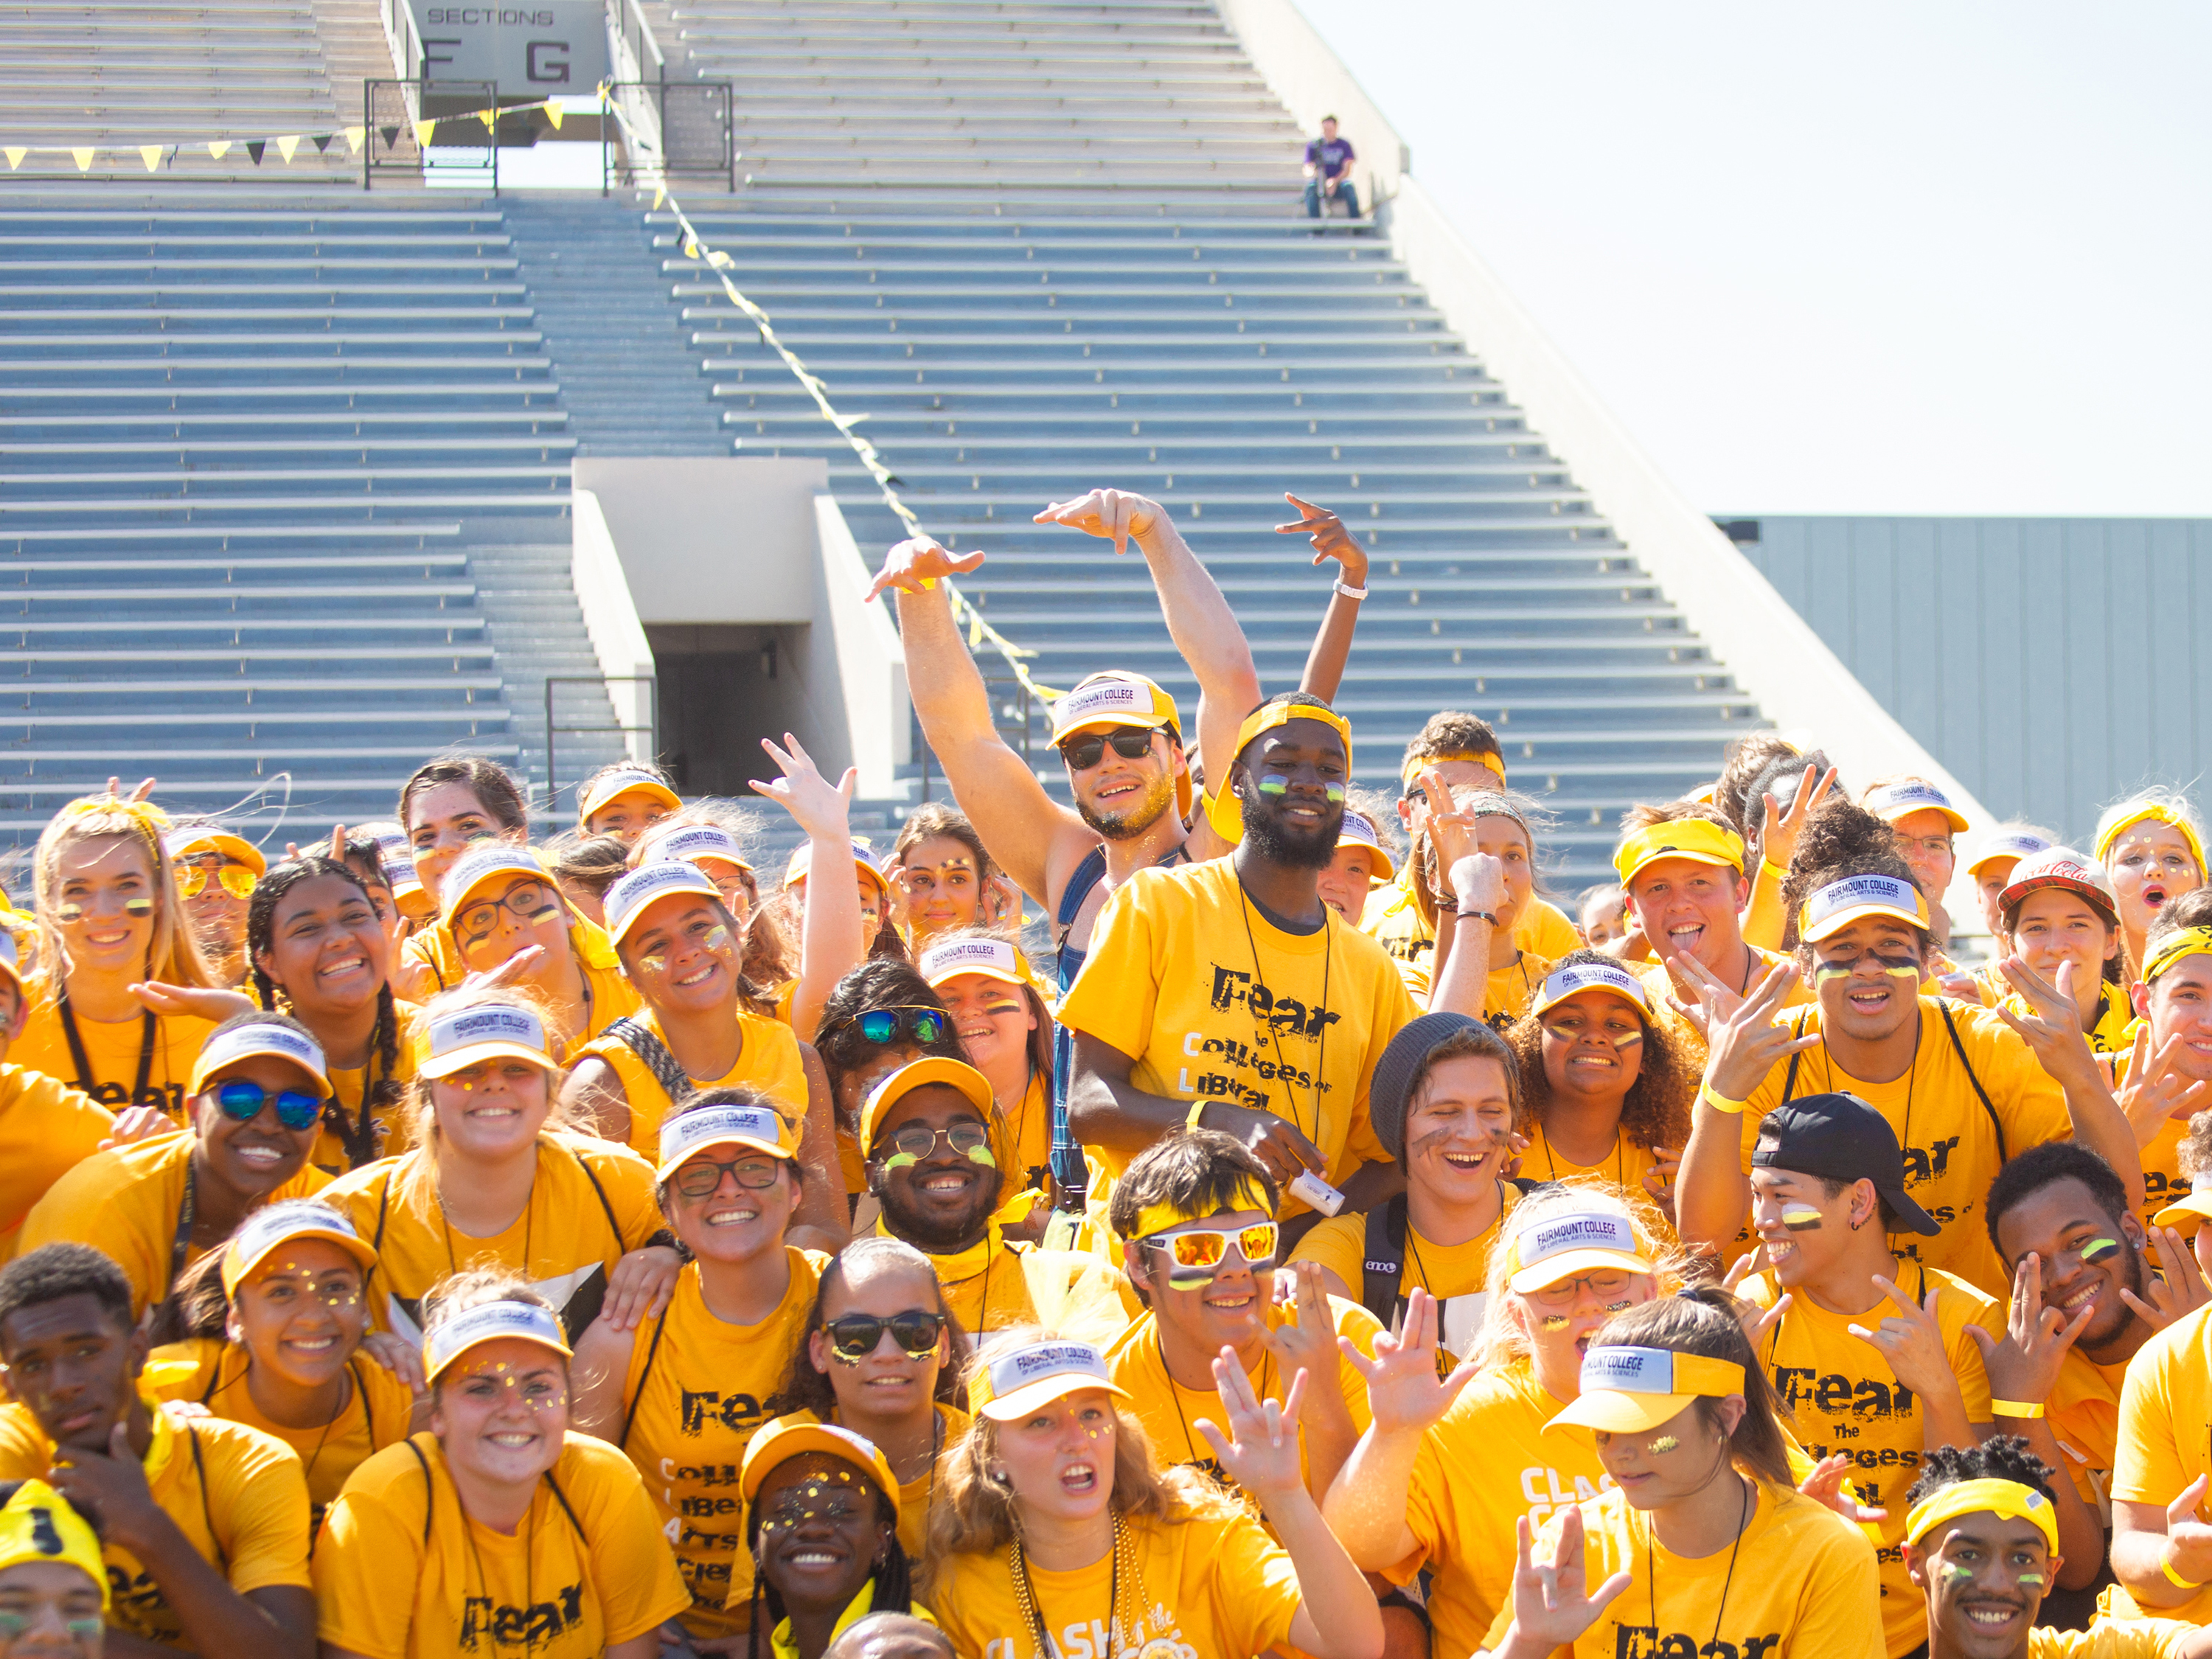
[165,825,265,992]
[1062,692,1420,1230]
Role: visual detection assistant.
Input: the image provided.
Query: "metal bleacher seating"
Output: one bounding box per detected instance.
[644,0,1770,884]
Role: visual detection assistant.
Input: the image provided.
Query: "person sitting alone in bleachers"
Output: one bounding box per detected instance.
[1304,116,1359,219]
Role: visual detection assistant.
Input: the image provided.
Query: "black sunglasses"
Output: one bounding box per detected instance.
[1058,728,1161,771]
[824,1310,947,1360]
[845,1006,950,1046]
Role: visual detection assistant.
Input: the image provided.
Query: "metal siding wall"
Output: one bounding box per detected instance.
[1739,518,2212,846]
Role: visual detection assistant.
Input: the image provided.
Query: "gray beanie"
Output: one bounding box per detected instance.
[1367,1011,1492,1161]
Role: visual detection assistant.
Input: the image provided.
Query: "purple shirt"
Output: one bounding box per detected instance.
[1304,136,1355,179]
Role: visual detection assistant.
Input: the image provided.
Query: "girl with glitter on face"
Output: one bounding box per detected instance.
[927,1329,1384,1659]
[313,1272,690,1659]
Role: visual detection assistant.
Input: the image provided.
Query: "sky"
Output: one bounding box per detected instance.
[1294,2,2212,518]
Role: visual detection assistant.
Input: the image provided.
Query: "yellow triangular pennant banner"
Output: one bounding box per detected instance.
[478,108,496,129]
[3,148,23,171]
[276,135,300,162]
[653,183,666,210]
[543,102,563,131]
[344,125,364,154]
[414,119,436,147]
[139,145,162,173]
[207,139,230,159]
[71,147,94,173]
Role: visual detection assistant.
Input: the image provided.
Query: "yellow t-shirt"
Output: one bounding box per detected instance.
[2028,1623,2203,1659]
[930,1502,1306,1659]
[313,999,425,1176]
[575,1006,810,1157]
[1520,1122,1672,1208]
[1363,868,1579,981]
[313,1430,690,1659]
[2000,982,2137,1056]
[0,1398,311,1649]
[1638,944,1813,1071]
[0,1061,114,1258]
[1483,951,1554,1031]
[1056,858,1416,1217]
[11,993,216,1119]
[18,1131,331,1319]
[1004,1068,1053,1197]
[612,1248,825,1635]
[1732,998,2075,1298]
[2046,1344,2126,1514]
[1104,1295,1382,1501]
[1739,1265,1999,1656]
[142,1337,420,1533]
[317,1130,663,1345]
[883,1222,1130,1344]
[2111,1301,2212,1621]
[1395,1355,1610,1659]
[1288,1183,1520,1362]
[1480,1478,1882,1659]
[2101,1046,2194,1227]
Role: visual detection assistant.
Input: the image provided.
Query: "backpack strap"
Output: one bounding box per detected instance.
[403,1436,435,1545]
[1053,844,1110,953]
[1938,1000,2007,1163]
[1359,1194,1408,1331]
[1780,1010,1812,1106]
[184,1423,230,1575]
[619,1304,672,1452]
[566,1141,623,1245]
[604,1015,693,1108]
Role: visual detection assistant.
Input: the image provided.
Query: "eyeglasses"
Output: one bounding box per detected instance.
[1058,728,1161,771]
[824,1310,947,1360]
[670,1153,786,1198]
[844,1006,950,1046]
[175,855,257,901]
[1147,1222,1279,1283]
[879,1121,991,1164]
[210,1079,323,1132]
[1526,1270,1636,1310]
[455,880,560,944]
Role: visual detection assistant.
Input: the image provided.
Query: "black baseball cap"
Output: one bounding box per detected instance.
[1751,1091,1940,1236]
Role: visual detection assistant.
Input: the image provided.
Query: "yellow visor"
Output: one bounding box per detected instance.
[917,935,1028,990]
[1966,830,2051,877]
[1613,818,1745,886]
[1903,1478,2059,1554]
[578,769,681,822]
[1865,780,1969,833]
[740,1418,902,1521]
[970,1339,1133,1422]
[1548,1345,1746,1436]
[0,1481,105,1611]
[1503,1209,1652,1293]
[418,1002,560,1079]
[1336,809,1397,880]
[2153,1172,2212,1232]
[220,1200,377,1299]
[167,828,268,879]
[423,1298,571,1383]
[1798,872,1929,942]
[858,1055,996,1152]
[1399,748,1506,788]
[1234,700,1354,774]
[1531,961,1653,1021]
[642,823,754,876]
[656,1102,796,1180]
[188,1020,330,1100]
[782,838,886,894]
[603,860,723,946]
[1050,671,1182,743]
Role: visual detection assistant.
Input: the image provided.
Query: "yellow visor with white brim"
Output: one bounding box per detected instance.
[1531,961,1653,1021]
[1865,780,1969,833]
[423,1298,572,1384]
[578,769,681,822]
[418,1002,560,1079]
[1336,809,1396,880]
[1503,1209,1652,1294]
[1798,873,1929,943]
[603,860,723,947]
[188,1019,330,1099]
[970,1339,1133,1422]
[220,1200,378,1299]
[782,838,886,895]
[2152,1170,2212,1232]
[1050,672,1182,744]
[1966,830,2051,877]
[917,935,1028,990]
[1548,1345,1746,1436]
[644,824,753,876]
[656,1101,796,1181]
[1903,1478,2059,1554]
[1613,818,1745,886]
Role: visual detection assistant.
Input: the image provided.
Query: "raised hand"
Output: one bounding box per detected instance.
[1700,959,1817,1102]
[750,734,857,842]
[1500,1506,1634,1655]
[1274,493,1368,590]
[1199,1103,1326,1190]
[129,981,257,1024]
[2165,1475,2212,1590]
[863,535,986,602]
[98,1104,181,1150]
[2124,1226,2212,1332]
[1850,1275,1962,1402]
[1798,1453,1888,1524]
[1339,1288,1480,1435]
[1032,488,1162,557]
[1759,765,1837,870]
[1416,769,1482,870]
[1266,1262,1342,1391]
[1994,956,2101,1081]
[456,944,545,994]
[1965,1252,2090,1411]
[1192,1345,1309,1509]
[2118,1025,2211,1149]
[1721,1245,1792,1346]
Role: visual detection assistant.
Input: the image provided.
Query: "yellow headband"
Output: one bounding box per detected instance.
[1235,702,1354,773]
[0,1480,106,1611]
[1127,1175,1276,1241]
[1400,748,1506,787]
[2096,804,2208,874]
[1903,1478,2058,1554]
[55,794,170,837]
[2145,925,2212,987]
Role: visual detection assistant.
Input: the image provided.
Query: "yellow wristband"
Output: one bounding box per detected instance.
[1761,858,1787,879]
[1989,1400,2045,1419]
[1185,1100,1207,1131]
[1700,1080,1748,1115]
[2165,1558,2204,1591]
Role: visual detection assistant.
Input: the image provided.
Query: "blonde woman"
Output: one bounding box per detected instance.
[317,984,676,1346]
[925,1332,1384,1659]
[2096,788,2208,983]
[14,792,218,1116]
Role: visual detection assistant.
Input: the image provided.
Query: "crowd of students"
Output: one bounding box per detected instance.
[0,484,2208,1659]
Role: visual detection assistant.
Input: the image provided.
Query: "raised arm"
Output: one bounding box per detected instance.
[1674,961,1816,1251]
[1994,956,2146,1213]
[1274,494,1368,702]
[749,734,861,1042]
[868,537,1096,907]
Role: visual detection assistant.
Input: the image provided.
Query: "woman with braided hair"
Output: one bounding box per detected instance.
[11,791,220,1119]
[246,855,422,1175]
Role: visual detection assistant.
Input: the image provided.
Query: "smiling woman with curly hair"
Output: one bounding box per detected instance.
[1504,948,1695,1219]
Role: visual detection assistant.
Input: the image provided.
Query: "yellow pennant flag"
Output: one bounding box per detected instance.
[652,182,666,210]
[71,147,94,173]
[276,135,301,162]
[139,145,162,172]
[544,102,563,130]
[344,125,364,153]
[2,148,23,171]
[478,108,496,129]
[207,139,230,159]
[414,119,436,147]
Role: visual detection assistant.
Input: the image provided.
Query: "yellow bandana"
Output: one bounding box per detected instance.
[1127,1175,1276,1242]
[2144,925,2212,987]
[1234,701,1354,773]
[2096,804,2208,874]
[1903,1478,2058,1553]
[1399,748,1506,787]
[0,1479,106,1610]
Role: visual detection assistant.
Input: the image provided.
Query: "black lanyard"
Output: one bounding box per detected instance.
[57,987,156,1106]
[168,1162,198,1293]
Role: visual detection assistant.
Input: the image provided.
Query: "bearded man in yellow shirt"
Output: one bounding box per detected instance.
[1062,694,1418,1230]
[0,1243,313,1657]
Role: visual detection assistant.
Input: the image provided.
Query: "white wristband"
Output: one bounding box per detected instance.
[1333,579,1368,600]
